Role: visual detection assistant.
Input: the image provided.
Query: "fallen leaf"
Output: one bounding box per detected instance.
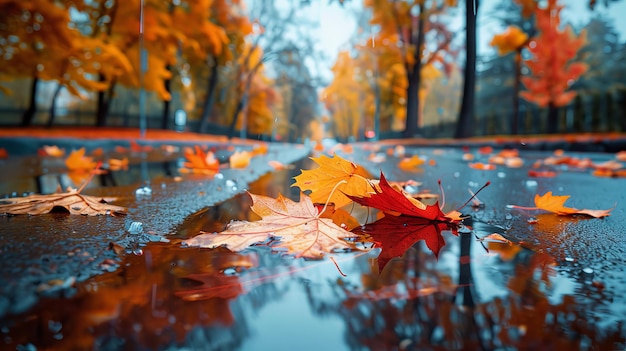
[251,144,268,156]
[398,155,425,170]
[66,148,97,172]
[183,192,359,258]
[346,172,462,225]
[292,154,374,209]
[0,188,126,216]
[315,203,360,231]
[468,162,496,170]
[108,157,129,171]
[528,170,557,177]
[180,146,219,174]
[39,145,65,157]
[511,191,612,218]
[229,151,251,169]
[268,160,288,170]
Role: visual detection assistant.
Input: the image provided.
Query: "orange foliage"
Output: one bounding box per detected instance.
[490,26,528,55]
[520,0,587,108]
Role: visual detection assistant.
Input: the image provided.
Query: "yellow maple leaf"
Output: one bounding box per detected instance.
[292,154,374,208]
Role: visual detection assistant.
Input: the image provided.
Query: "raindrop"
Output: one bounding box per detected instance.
[48,320,62,333]
[497,172,506,178]
[215,173,224,179]
[468,181,478,187]
[505,214,513,220]
[135,185,152,197]
[581,267,594,283]
[127,221,143,235]
[454,172,460,178]
[525,180,538,188]
[225,179,238,191]
[132,249,143,256]
[565,257,575,262]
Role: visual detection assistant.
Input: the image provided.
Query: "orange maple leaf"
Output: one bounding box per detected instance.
[511,191,612,218]
[183,192,359,258]
[65,148,97,172]
[229,151,251,169]
[292,154,374,208]
[179,146,219,174]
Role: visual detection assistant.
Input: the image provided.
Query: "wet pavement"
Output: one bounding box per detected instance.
[1,130,626,350]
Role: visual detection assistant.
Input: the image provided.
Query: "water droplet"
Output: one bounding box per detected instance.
[581,267,594,283]
[127,221,143,235]
[565,257,574,262]
[505,214,513,220]
[497,172,506,178]
[135,186,152,197]
[132,249,143,256]
[225,179,236,187]
[454,172,460,178]
[215,173,224,179]
[525,180,538,188]
[48,320,62,333]
[161,183,166,189]
[468,181,478,187]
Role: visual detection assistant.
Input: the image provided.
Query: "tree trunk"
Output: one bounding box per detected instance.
[511,49,522,135]
[455,0,479,139]
[47,83,63,128]
[403,4,425,138]
[198,61,219,133]
[162,65,171,130]
[547,103,559,133]
[21,77,39,126]
[96,77,115,127]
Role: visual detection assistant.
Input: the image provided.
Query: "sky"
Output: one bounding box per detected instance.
[305,0,626,81]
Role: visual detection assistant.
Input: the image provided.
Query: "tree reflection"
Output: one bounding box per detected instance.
[304,230,624,350]
[2,243,289,350]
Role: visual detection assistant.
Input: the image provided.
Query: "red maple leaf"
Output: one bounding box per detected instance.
[345,172,462,224]
[353,218,450,270]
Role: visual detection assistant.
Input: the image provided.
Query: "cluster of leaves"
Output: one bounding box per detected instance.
[185,154,464,268]
[184,151,614,267]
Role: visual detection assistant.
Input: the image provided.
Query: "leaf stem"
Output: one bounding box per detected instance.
[456,181,490,211]
[77,161,103,193]
[317,180,348,217]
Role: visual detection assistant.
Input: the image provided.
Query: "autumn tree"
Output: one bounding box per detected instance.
[489,25,528,134]
[321,51,361,141]
[0,0,131,126]
[520,0,587,133]
[363,0,457,138]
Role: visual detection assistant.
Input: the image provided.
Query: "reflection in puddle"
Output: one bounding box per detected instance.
[1,150,625,350]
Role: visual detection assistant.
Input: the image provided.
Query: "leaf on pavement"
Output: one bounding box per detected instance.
[183,192,359,258]
[179,146,219,174]
[510,191,612,218]
[65,148,97,172]
[0,188,126,216]
[292,154,374,209]
[534,192,612,218]
[346,172,462,225]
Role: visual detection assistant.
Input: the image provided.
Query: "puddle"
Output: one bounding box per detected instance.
[1,145,625,350]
